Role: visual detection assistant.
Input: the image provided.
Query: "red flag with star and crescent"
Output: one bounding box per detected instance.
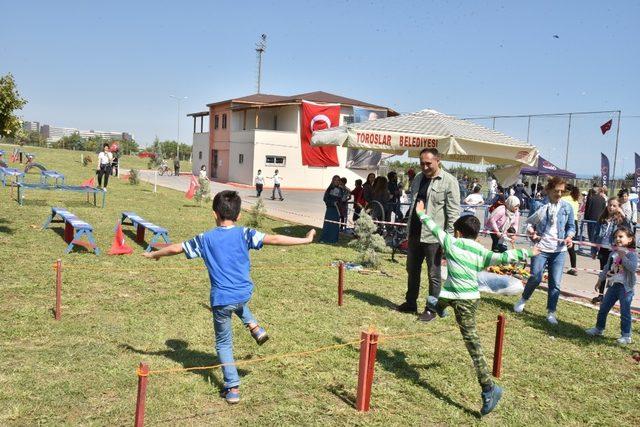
[600,119,613,135]
[300,101,340,167]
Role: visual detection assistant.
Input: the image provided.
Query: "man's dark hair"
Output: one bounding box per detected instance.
[340,177,347,184]
[419,147,439,157]
[454,215,481,239]
[212,190,241,221]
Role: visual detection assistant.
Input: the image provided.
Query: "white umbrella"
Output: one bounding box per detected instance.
[312,109,538,166]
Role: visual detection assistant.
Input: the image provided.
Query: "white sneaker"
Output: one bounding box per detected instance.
[585,327,603,336]
[617,336,632,345]
[513,298,526,313]
[546,312,558,325]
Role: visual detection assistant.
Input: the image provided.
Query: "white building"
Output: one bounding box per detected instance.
[188,91,395,190]
[39,124,132,143]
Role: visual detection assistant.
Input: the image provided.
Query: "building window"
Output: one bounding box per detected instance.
[222,114,227,129]
[265,155,286,166]
[343,115,354,125]
[198,151,202,160]
[239,154,244,164]
[214,115,219,129]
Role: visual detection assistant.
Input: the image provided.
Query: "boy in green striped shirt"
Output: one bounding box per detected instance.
[415,201,538,415]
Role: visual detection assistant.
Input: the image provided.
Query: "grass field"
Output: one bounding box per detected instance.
[0,144,638,426]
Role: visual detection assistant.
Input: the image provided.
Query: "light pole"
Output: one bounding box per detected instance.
[169,95,187,160]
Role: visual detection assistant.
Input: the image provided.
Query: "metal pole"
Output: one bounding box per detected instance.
[153,171,157,194]
[564,113,572,169]
[611,111,622,193]
[526,116,532,143]
[176,100,180,161]
[492,117,496,130]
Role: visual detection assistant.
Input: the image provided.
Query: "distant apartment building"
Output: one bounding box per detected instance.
[187,91,395,190]
[22,121,40,132]
[38,123,132,143]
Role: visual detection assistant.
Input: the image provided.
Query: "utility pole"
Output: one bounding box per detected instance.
[255,34,267,93]
[169,95,187,160]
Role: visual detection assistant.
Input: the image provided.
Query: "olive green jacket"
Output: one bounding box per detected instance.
[408,169,461,244]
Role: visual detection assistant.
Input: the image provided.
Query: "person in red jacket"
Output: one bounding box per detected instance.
[351,179,366,222]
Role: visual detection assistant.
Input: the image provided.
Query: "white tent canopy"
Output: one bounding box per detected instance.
[311,109,539,184]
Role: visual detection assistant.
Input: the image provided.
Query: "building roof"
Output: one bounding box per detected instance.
[186,111,210,117]
[203,91,395,114]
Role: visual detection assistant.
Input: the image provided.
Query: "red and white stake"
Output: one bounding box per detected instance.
[493,313,506,378]
[134,362,149,427]
[356,329,379,412]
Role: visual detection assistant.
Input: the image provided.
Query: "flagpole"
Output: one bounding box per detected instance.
[564,113,572,169]
[611,110,622,193]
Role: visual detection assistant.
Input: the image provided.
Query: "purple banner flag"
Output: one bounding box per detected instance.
[600,153,610,189]
[635,152,640,212]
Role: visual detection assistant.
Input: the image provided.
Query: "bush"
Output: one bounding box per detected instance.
[348,211,389,267]
[194,177,210,203]
[245,199,266,228]
[128,169,140,185]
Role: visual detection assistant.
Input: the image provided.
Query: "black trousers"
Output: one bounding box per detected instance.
[97,165,111,188]
[566,220,578,268]
[405,239,442,309]
[256,184,263,197]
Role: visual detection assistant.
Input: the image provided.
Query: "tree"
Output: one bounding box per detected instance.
[53,132,84,150]
[21,130,47,147]
[0,73,27,139]
[348,212,389,267]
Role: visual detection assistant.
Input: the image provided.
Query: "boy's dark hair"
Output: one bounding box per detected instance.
[454,215,481,239]
[212,190,241,221]
[340,177,347,184]
[614,226,637,249]
[355,179,362,186]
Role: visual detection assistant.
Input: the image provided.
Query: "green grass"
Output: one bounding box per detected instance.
[0,144,638,425]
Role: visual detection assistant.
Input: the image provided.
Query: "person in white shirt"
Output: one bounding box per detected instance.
[463,186,485,215]
[269,169,284,201]
[255,170,265,197]
[96,143,113,189]
[199,165,208,180]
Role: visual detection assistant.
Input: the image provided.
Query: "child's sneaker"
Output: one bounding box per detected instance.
[221,387,240,404]
[426,296,448,318]
[513,298,526,313]
[480,384,503,416]
[249,325,269,345]
[585,327,604,336]
[617,336,632,345]
[546,311,558,325]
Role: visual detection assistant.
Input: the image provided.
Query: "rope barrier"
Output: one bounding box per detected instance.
[142,339,364,376]
[53,263,334,272]
[377,319,498,343]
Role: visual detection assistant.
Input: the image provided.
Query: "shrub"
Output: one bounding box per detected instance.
[245,199,266,228]
[194,177,210,204]
[128,169,140,185]
[348,211,389,267]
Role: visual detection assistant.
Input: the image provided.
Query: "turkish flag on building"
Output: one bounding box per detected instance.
[600,119,613,135]
[301,101,340,167]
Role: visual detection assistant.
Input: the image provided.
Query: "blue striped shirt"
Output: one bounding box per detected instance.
[183,226,265,306]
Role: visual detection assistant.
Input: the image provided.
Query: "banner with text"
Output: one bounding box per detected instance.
[301,101,340,167]
[346,107,388,169]
[601,153,610,189]
[636,153,640,212]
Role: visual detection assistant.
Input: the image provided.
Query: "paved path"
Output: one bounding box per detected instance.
[138,171,639,309]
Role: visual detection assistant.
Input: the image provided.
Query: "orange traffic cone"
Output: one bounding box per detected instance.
[108,223,134,255]
[185,175,200,200]
[81,177,96,187]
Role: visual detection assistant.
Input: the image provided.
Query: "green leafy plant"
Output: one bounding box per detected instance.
[348,211,389,267]
[128,168,140,185]
[245,198,266,228]
[194,177,210,204]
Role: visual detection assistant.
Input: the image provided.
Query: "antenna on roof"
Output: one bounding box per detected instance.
[255,34,267,94]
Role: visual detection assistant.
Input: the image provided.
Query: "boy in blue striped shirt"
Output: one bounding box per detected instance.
[415,200,538,415]
[144,190,315,403]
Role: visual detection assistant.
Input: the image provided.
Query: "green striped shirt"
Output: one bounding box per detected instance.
[419,212,533,300]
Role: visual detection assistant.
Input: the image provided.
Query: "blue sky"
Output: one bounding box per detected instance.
[2,0,638,176]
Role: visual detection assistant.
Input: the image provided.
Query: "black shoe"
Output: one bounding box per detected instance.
[279,198,284,201]
[417,310,437,322]
[591,295,603,304]
[396,302,418,314]
[567,269,578,276]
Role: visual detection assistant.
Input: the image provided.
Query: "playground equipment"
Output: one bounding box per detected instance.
[119,212,171,252]
[14,183,107,207]
[42,207,100,255]
[40,170,65,185]
[24,153,47,173]
[0,166,25,186]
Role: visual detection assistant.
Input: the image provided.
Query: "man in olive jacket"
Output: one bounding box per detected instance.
[397,148,460,320]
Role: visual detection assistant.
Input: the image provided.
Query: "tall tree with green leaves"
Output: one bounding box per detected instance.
[0,73,27,138]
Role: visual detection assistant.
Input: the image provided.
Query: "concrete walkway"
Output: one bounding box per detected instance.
[138,171,639,309]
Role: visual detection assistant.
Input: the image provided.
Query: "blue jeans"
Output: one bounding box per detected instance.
[596,283,634,336]
[212,301,257,388]
[522,251,566,312]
